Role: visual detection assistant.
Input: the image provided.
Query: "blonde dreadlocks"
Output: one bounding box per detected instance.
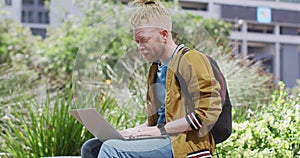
[131,0,172,31]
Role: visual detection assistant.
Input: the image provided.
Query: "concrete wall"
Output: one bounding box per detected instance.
[0,0,21,22]
[281,44,300,88]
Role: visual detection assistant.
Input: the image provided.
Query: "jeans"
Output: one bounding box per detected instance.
[81,137,173,158]
[81,138,103,158]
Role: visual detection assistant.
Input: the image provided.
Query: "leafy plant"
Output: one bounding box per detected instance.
[0,19,40,67]
[0,63,46,153]
[224,57,274,121]
[291,79,300,97]
[216,82,300,157]
[1,91,93,157]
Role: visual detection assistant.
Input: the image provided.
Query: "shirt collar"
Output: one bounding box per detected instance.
[157,44,185,67]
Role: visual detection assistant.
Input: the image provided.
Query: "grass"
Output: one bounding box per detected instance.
[0,90,93,157]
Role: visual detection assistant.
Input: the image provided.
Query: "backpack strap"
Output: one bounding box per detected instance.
[205,55,227,103]
[175,48,190,73]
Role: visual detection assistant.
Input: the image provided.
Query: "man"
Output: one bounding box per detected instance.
[81,0,222,157]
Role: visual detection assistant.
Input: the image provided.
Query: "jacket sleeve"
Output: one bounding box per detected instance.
[178,50,222,130]
[146,63,160,126]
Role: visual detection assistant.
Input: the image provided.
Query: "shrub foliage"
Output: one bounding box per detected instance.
[217,82,300,157]
[0,91,93,157]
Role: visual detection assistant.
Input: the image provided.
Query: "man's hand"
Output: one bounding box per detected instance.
[120,125,161,139]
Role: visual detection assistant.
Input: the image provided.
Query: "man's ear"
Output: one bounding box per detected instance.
[160,29,168,42]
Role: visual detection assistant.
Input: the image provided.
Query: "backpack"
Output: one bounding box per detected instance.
[175,48,232,144]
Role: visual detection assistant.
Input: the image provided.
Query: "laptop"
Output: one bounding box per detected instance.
[69,108,166,141]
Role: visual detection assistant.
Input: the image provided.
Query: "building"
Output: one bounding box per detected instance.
[0,0,82,38]
[124,0,300,88]
[1,0,49,38]
[1,0,300,88]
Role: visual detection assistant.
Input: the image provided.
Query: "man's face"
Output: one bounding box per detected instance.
[133,27,165,63]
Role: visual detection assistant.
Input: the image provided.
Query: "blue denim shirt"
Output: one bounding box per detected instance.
[156,44,185,125]
[156,62,168,124]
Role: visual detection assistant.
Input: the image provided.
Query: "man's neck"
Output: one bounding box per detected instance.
[160,42,177,65]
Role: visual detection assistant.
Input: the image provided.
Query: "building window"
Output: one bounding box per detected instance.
[21,10,26,22]
[23,0,34,5]
[45,11,49,23]
[21,10,34,23]
[38,11,43,23]
[248,43,274,73]
[28,10,33,23]
[280,26,300,36]
[31,28,46,38]
[38,11,49,24]
[5,0,12,6]
[279,0,300,4]
[247,23,274,34]
[38,0,45,6]
[180,1,208,11]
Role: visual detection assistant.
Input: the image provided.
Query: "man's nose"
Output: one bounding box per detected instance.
[138,44,145,51]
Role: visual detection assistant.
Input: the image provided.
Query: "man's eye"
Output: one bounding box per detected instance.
[136,37,149,44]
[142,38,149,43]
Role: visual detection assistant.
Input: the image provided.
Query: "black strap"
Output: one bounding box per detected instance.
[175,48,189,72]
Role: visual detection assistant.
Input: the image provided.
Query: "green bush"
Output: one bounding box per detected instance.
[216,82,300,157]
[0,91,93,157]
[291,79,300,97]
[1,81,147,157]
[0,20,40,67]
[0,20,46,117]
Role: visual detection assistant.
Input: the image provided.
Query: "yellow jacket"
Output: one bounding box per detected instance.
[146,48,222,157]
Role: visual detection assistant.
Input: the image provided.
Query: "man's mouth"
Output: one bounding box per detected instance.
[141,52,149,57]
